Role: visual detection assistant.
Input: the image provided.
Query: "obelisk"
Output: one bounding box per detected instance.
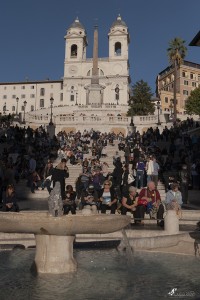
[85,24,105,105]
[91,25,99,85]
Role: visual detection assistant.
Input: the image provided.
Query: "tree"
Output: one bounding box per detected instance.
[167,37,187,122]
[127,80,155,116]
[185,86,200,116]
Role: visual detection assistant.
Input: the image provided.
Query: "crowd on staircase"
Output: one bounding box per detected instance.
[0,118,200,226]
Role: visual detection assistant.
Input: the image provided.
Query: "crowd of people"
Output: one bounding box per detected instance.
[0,117,200,228]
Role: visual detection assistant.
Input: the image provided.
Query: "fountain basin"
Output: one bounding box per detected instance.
[0,212,131,274]
[0,212,130,235]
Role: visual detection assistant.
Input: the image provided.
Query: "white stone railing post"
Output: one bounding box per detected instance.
[164,210,179,234]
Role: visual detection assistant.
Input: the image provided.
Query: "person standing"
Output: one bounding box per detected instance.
[135,157,146,189]
[146,156,154,183]
[124,145,130,166]
[152,157,160,189]
[51,158,69,200]
[179,164,189,204]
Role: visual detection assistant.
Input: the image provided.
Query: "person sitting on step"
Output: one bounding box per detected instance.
[121,186,139,220]
[137,181,164,227]
[63,185,77,215]
[81,184,99,213]
[99,180,118,214]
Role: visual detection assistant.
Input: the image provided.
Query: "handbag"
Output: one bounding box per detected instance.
[137,199,148,206]
[128,173,135,184]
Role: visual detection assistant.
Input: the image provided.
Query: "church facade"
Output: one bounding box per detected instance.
[0,15,130,115]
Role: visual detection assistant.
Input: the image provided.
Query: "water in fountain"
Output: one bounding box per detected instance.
[118,229,134,266]
[0,247,200,300]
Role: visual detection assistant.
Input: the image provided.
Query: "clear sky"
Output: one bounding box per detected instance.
[0,0,199,94]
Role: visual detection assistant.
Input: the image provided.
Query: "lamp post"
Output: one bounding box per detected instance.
[3,102,6,115]
[157,100,161,125]
[129,99,134,127]
[75,93,78,105]
[169,99,174,120]
[23,100,27,124]
[16,97,19,115]
[115,86,119,105]
[49,97,54,125]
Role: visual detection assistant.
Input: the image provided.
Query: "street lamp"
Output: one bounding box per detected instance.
[115,86,119,105]
[49,97,54,125]
[129,99,134,127]
[75,93,78,105]
[169,99,174,120]
[3,102,6,115]
[157,100,161,125]
[23,100,27,124]
[16,97,19,115]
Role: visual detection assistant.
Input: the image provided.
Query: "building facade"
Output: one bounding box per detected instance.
[157,60,200,114]
[0,15,130,116]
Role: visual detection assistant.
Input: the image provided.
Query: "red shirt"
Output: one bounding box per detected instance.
[138,188,161,204]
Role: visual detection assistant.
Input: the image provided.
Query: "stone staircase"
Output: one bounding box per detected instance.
[15,140,121,204]
[15,139,200,228]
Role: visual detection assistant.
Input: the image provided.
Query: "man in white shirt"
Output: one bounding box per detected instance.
[152,157,160,188]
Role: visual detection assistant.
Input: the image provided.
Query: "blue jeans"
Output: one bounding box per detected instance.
[136,170,144,188]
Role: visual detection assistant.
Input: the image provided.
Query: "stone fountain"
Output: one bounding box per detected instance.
[0,180,130,276]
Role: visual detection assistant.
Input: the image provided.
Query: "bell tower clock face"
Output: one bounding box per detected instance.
[69,65,78,74]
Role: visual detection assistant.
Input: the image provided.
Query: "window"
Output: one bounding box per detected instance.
[60,82,63,90]
[115,84,120,101]
[12,95,16,99]
[30,94,35,98]
[184,80,189,85]
[4,86,7,90]
[40,88,45,96]
[40,99,44,107]
[115,42,121,56]
[12,106,15,112]
[3,95,7,99]
[21,106,25,111]
[60,93,63,101]
[31,85,34,89]
[71,44,77,57]
[51,85,53,89]
[13,86,16,90]
[198,75,200,81]
[190,73,194,79]
[21,94,25,98]
[21,86,25,89]
[192,82,197,87]
[31,105,34,111]
[183,90,189,95]
[70,94,74,101]
[182,71,186,77]
[165,97,168,103]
